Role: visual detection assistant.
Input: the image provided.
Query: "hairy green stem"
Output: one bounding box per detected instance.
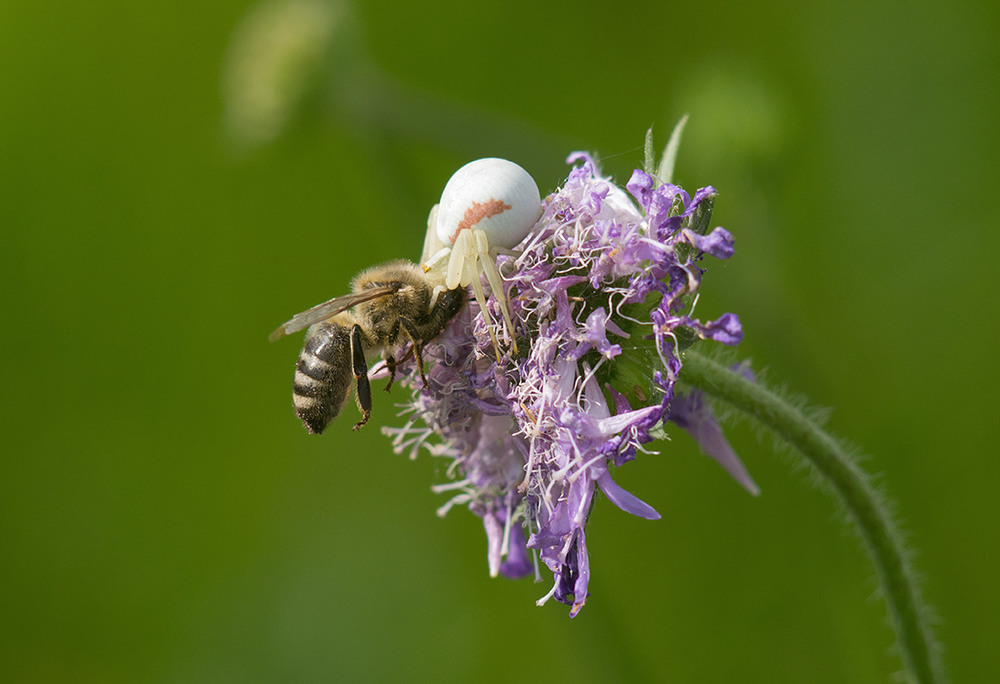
[680,350,944,684]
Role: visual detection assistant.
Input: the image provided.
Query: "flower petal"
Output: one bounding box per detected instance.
[669,391,760,496]
[596,470,661,519]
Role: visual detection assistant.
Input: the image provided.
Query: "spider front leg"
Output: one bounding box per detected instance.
[472,228,519,355]
[446,229,518,359]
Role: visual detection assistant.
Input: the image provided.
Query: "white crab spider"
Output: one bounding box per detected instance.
[421,158,542,355]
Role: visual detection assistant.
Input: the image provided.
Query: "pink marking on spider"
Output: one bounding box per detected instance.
[449,199,512,244]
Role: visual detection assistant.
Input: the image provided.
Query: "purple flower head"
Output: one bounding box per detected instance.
[383,152,753,615]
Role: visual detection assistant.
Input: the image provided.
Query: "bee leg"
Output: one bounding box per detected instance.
[350,323,372,430]
[397,317,429,388]
[382,319,405,392]
[383,346,418,392]
[384,354,397,392]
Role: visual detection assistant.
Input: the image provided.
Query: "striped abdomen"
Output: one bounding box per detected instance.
[293,321,353,434]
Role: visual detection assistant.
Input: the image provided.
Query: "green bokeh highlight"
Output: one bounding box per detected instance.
[2,0,997,681]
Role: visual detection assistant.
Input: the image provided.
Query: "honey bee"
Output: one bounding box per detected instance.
[269,260,465,433]
[271,157,541,434]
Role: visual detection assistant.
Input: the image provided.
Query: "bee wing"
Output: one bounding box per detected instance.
[268,285,400,342]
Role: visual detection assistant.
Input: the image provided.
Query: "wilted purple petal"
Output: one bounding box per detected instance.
[690,185,717,206]
[499,526,533,579]
[553,533,583,610]
[596,469,661,519]
[669,391,760,496]
[686,312,743,345]
[483,512,504,577]
[568,531,589,617]
[571,308,622,360]
[626,169,655,208]
[683,226,734,259]
[590,405,662,439]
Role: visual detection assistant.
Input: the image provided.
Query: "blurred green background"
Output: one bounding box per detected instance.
[3,0,997,681]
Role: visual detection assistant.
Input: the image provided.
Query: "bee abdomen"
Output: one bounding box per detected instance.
[293,322,352,434]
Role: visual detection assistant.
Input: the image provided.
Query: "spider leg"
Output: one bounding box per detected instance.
[448,231,502,360]
[473,229,519,354]
[445,230,470,290]
[467,263,502,361]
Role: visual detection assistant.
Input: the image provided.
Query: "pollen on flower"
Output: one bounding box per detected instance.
[382,150,752,615]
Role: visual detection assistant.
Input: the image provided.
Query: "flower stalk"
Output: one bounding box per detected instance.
[679,350,945,684]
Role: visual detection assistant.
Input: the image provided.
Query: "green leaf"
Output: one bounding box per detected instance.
[643,126,655,176]
[657,114,689,184]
